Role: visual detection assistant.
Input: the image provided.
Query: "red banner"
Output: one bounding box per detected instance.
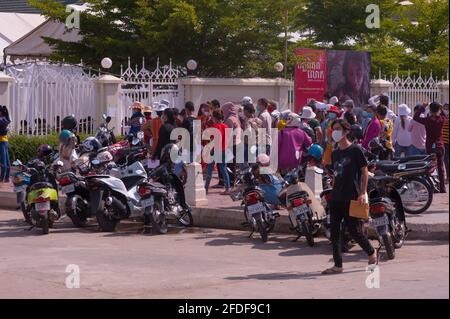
[294,48,327,113]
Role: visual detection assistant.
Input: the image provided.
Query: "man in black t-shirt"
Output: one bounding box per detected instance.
[322,119,376,275]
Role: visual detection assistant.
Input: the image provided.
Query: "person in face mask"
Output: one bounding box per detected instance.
[141,105,153,154]
[361,104,381,150]
[321,105,340,166]
[322,119,376,275]
[128,101,146,136]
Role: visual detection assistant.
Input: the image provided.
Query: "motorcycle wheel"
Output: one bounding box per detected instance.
[256,218,268,243]
[41,215,49,235]
[393,218,406,249]
[68,211,88,228]
[399,177,433,215]
[301,221,314,247]
[178,207,194,227]
[382,234,396,260]
[96,205,119,232]
[149,202,168,234]
[21,203,32,225]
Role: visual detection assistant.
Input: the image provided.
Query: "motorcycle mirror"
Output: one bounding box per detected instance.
[12,159,22,166]
[102,114,107,120]
[314,167,324,175]
[106,116,112,124]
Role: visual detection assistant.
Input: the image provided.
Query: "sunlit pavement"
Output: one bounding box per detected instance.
[0,209,448,299]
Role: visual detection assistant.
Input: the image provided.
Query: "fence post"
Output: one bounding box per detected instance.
[0,71,14,108]
[370,78,393,97]
[94,74,123,137]
[437,80,449,104]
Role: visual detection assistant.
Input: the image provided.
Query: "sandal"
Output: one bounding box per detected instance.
[321,266,343,275]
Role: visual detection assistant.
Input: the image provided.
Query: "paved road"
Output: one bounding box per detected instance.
[0,209,448,299]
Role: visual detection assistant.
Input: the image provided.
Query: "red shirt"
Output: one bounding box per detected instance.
[413,108,446,150]
[210,123,229,151]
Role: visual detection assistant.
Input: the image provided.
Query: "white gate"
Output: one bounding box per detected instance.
[386,72,447,112]
[120,58,185,109]
[5,62,97,136]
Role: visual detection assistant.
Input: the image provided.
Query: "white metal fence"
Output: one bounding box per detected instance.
[383,72,448,113]
[120,58,185,108]
[6,62,97,136]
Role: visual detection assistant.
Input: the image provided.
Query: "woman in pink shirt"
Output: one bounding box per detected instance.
[408,105,427,155]
[361,104,381,149]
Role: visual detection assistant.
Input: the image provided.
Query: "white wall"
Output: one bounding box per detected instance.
[180,77,294,112]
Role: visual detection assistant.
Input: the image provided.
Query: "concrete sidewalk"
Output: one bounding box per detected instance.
[1,182,448,240]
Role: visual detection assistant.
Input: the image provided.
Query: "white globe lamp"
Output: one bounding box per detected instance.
[101,57,113,69]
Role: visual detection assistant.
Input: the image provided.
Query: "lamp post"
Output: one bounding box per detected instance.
[186,59,198,77]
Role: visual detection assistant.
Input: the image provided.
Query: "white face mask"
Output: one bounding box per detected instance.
[332,130,344,143]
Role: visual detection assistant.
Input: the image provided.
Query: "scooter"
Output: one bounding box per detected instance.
[11,162,31,224]
[230,166,280,242]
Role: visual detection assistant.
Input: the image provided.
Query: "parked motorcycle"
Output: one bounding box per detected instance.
[96,114,116,147]
[14,159,62,234]
[138,162,194,234]
[11,163,31,224]
[278,167,322,247]
[230,166,280,242]
[367,175,408,260]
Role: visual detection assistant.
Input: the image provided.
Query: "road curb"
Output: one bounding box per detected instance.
[1,190,448,241]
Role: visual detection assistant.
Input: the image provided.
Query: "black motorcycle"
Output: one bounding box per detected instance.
[230,166,280,243]
[368,175,408,260]
[138,162,194,234]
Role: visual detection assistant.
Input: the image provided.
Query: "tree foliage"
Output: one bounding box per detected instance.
[28,0,449,78]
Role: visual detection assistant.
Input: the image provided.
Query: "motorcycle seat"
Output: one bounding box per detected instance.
[392,154,434,162]
[29,182,54,191]
[376,162,427,173]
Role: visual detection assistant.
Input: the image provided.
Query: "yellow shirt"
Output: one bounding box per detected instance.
[380,119,393,150]
[0,135,8,142]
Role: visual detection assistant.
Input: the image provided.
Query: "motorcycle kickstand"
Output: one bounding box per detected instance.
[292,234,302,242]
[26,225,35,231]
[248,230,254,238]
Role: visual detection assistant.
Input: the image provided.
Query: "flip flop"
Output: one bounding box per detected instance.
[321,267,343,275]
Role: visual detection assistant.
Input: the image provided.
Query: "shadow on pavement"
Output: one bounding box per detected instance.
[224,268,365,281]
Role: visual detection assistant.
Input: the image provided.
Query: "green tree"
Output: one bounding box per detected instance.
[29,0,291,77]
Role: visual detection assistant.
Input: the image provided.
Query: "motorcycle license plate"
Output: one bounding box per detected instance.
[61,184,75,194]
[35,202,50,211]
[371,216,389,227]
[141,197,154,208]
[13,185,26,193]
[247,202,265,215]
[294,205,309,222]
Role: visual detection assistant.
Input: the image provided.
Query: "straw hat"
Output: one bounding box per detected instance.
[129,101,145,110]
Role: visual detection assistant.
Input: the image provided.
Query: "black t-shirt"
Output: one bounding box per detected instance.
[181,116,196,153]
[331,144,368,202]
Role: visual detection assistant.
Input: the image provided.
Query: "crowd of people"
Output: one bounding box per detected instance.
[128,95,449,196]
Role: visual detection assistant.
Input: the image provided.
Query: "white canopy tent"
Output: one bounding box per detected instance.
[0,12,46,63]
[3,3,90,63]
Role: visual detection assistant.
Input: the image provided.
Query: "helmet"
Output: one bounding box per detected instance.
[96,151,113,164]
[307,144,324,162]
[285,113,301,127]
[37,144,53,158]
[82,137,102,153]
[271,110,281,122]
[350,124,363,140]
[160,143,180,164]
[61,115,77,131]
[59,129,74,144]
